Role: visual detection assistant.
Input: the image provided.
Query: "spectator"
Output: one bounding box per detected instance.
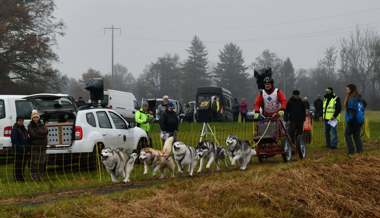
[344,84,365,155]
[28,110,48,181]
[239,98,248,122]
[159,102,179,144]
[285,90,306,145]
[157,95,169,120]
[313,95,323,120]
[232,98,239,122]
[323,87,341,149]
[11,116,30,182]
[135,101,154,146]
[211,96,220,121]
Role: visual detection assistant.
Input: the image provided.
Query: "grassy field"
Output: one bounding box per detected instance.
[0,111,379,217]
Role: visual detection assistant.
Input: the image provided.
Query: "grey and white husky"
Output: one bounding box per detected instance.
[172,141,198,176]
[101,147,138,183]
[225,135,256,170]
[195,141,228,173]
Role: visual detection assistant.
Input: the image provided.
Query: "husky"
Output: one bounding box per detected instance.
[225,135,256,170]
[139,137,176,178]
[172,141,198,176]
[195,141,228,173]
[100,147,138,183]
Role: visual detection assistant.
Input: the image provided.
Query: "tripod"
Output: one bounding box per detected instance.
[199,122,220,145]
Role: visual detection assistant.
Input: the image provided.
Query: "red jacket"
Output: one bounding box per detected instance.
[254,89,287,116]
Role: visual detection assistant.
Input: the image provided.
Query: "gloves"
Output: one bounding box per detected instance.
[277,110,284,117]
[254,113,260,120]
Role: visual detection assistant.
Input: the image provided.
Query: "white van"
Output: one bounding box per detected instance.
[0,95,34,153]
[103,90,137,121]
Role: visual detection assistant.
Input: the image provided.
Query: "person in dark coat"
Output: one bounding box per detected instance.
[285,90,306,145]
[313,96,323,120]
[159,102,179,144]
[11,116,30,182]
[28,110,48,181]
[239,98,248,122]
[232,98,239,122]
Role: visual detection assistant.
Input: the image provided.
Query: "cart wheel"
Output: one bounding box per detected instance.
[282,139,292,162]
[297,136,306,159]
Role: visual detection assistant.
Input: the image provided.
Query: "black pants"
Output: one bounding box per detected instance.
[345,123,363,155]
[240,112,247,122]
[30,145,47,181]
[288,121,304,145]
[14,146,30,181]
[233,112,239,122]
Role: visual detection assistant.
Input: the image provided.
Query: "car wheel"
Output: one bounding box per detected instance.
[81,143,104,171]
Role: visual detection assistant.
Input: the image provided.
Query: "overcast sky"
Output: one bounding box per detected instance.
[53,0,380,79]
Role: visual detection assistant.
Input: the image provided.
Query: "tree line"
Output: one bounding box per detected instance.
[2,1,380,108]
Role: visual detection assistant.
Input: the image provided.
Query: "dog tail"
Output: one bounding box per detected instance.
[162,136,174,156]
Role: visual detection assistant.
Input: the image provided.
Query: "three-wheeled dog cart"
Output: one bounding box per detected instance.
[253,116,308,162]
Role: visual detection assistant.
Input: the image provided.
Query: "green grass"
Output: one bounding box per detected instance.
[0,111,379,200]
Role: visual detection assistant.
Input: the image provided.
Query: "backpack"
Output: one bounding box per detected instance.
[353,98,365,125]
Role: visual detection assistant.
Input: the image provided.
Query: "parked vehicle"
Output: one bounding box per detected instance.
[25,94,148,166]
[0,95,34,154]
[183,101,196,122]
[143,98,184,121]
[196,87,233,122]
[102,89,138,122]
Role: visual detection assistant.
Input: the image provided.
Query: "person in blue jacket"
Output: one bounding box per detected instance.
[11,116,30,182]
[344,84,366,155]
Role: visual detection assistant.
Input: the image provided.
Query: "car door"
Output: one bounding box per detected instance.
[95,111,118,147]
[108,111,134,152]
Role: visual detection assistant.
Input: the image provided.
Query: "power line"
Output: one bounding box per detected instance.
[229,7,380,30]
[123,22,380,44]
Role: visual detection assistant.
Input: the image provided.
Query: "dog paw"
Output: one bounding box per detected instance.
[240,167,247,171]
[123,179,131,183]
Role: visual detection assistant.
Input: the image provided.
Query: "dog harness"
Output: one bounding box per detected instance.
[228,138,241,157]
[176,146,193,169]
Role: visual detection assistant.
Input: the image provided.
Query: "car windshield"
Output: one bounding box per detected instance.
[31,97,75,111]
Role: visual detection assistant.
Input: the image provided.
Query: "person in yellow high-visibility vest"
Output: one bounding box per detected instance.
[135,101,154,146]
[323,87,342,149]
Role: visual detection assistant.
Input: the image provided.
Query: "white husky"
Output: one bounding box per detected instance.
[172,141,198,176]
[100,147,138,183]
[225,135,256,170]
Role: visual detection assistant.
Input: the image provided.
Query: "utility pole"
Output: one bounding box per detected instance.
[104,25,121,85]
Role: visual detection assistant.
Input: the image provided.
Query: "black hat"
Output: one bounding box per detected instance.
[292,90,300,96]
[326,87,333,93]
